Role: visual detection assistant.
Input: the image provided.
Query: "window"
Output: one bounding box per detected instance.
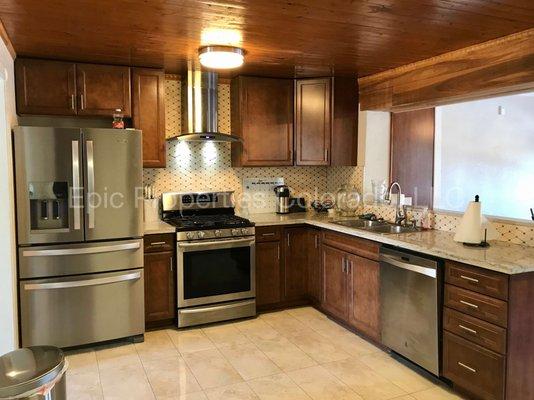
[434,92,534,221]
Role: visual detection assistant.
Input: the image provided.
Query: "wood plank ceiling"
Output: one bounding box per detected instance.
[1,0,533,78]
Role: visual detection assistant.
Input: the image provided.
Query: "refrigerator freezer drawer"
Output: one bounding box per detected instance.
[18,238,143,279]
[20,268,144,348]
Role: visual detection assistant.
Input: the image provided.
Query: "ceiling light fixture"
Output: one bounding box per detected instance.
[198,46,245,69]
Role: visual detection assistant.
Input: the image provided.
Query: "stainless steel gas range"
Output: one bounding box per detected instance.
[161,191,256,327]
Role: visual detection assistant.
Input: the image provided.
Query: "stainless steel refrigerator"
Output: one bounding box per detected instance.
[14,126,144,348]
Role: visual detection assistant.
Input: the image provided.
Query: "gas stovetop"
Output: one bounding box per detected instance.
[163,214,254,231]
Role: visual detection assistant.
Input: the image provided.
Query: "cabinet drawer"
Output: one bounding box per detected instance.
[444,307,507,354]
[443,332,505,400]
[446,261,508,300]
[445,284,508,327]
[256,226,282,242]
[322,230,379,261]
[144,233,174,253]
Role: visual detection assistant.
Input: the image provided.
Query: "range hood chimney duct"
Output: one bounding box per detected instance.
[168,69,242,142]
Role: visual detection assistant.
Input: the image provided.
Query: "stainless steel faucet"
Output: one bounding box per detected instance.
[384,181,406,225]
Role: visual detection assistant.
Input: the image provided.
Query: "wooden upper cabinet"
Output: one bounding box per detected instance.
[15,58,77,116]
[132,68,166,168]
[348,254,381,341]
[76,63,131,116]
[231,76,293,166]
[295,78,331,166]
[331,77,358,166]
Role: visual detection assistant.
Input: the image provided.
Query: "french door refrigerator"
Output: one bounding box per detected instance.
[14,126,144,348]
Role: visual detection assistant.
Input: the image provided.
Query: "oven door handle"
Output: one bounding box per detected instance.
[178,237,254,249]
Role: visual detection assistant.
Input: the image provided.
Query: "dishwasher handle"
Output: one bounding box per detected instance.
[380,254,437,278]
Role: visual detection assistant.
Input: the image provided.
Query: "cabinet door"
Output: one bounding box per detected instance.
[256,241,282,307]
[322,245,348,320]
[231,76,293,166]
[132,68,166,168]
[307,228,322,304]
[295,78,331,166]
[15,58,77,116]
[144,251,176,322]
[331,76,358,166]
[76,63,131,116]
[283,227,308,301]
[348,254,381,341]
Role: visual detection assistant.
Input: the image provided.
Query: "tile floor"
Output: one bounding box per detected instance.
[65,307,465,400]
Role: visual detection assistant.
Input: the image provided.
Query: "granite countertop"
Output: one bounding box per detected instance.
[241,211,534,275]
[143,220,176,235]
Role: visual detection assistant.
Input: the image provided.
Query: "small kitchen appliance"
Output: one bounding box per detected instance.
[161,191,256,327]
[274,185,290,214]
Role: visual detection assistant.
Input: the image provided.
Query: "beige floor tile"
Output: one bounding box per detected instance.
[95,342,143,372]
[204,382,259,400]
[287,365,363,400]
[411,386,465,400]
[260,311,308,335]
[65,348,99,375]
[135,330,180,362]
[66,370,103,400]
[251,334,317,372]
[157,392,208,400]
[285,307,326,321]
[390,396,416,400]
[99,364,155,400]
[202,323,251,348]
[143,354,202,398]
[219,341,281,380]
[325,331,381,358]
[167,328,216,354]
[248,373,311,400]
[287,330,351,363]
[233,318,280,341]
[182,348,243,390]
[322,357,407,400]
[359,352,433,393]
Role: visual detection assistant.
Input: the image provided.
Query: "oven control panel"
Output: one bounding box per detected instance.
[177,227,255,241]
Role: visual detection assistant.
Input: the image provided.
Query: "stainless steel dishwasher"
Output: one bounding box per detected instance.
[380,246,441,376]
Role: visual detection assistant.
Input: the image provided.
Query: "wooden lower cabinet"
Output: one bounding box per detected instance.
[321,245,349,320]
[443,332,505,400]
[256,240,282,307]
[307,228,322,304]
[347,253,381,341]
[144,234,176,326]
[283,227,308,301]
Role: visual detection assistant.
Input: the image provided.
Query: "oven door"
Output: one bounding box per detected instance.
[177,237,255,308]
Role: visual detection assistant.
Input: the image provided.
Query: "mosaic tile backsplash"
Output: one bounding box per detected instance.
[144,77,534,247]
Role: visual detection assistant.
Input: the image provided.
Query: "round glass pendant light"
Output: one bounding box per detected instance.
[198,46,245,69]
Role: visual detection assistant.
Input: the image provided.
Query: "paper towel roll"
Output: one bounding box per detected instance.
[454,200,482,244]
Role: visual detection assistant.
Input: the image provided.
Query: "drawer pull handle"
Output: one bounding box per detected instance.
[261,233,275,237]
[459,324,478,335]
[458,362,477,373]
[460,275,479,283]
[460,300,479,309]
[150,241,167,246]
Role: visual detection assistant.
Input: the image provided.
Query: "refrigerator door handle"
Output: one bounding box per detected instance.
[86,140,95,229]
[22,241,141,257]
[71,140,81,230]
[23,271,142,291]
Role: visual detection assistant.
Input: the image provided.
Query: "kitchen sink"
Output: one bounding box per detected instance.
[332,219,422,234]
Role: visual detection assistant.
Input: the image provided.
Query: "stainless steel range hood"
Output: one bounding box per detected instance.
[168,69,242,143]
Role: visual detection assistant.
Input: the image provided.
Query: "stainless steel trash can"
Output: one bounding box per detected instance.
[0,346,66,399]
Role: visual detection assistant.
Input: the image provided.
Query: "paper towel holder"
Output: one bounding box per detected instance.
[454,195,491,248]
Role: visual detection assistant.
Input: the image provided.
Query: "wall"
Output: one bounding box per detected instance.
[0,38,18,354]
[143,77,329,212]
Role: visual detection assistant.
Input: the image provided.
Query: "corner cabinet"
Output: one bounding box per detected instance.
[144,234,176,327]
[132,68,166,168]
[231,75,358,167]
[231,76,294,167]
